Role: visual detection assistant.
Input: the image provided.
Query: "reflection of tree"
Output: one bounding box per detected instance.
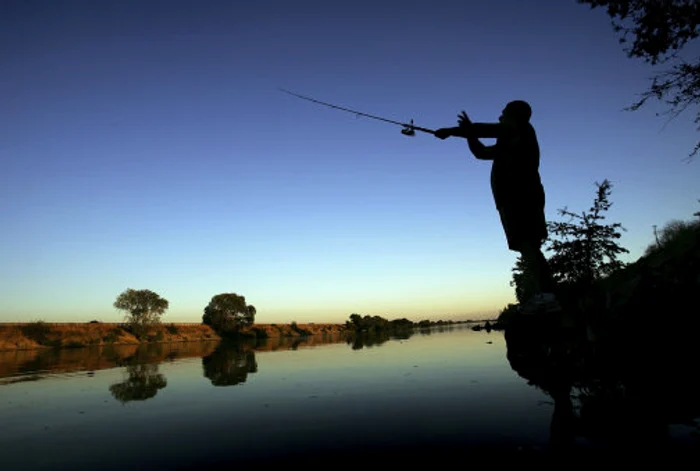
[109,363,167,404]
[345,328,415,350]
[202,343,258,386]
[346,331,390,350]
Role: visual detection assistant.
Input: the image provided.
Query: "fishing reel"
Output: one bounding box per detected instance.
[401,119,416,136]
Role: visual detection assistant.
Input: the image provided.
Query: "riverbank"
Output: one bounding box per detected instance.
[0,322,349,352]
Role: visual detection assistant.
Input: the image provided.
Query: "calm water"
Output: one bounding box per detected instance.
[1,325,698,467]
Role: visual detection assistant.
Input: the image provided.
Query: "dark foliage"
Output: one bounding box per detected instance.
[202,293,256,334]
[578,0,700,157]
[545,179,629,287]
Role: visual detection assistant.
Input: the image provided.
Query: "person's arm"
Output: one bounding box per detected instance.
[466,136,497,160]
[467,123,501,139]
[434,124,501,139]
[464,122,502,160]
[457,111,500,160]
[434,126,465,139]
[435,110,503,140]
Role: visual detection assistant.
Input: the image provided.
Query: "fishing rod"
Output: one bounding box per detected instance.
[279,88,435,137]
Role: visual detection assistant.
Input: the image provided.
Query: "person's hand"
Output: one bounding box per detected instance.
[434,128,452,140]
[458,111,472,128]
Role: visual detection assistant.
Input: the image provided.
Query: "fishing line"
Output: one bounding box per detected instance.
[279,88,435,137]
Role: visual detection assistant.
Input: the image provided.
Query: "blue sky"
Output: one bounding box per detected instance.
[2,0,698,324]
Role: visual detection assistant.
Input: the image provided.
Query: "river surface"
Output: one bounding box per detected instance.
[1,325,698,467]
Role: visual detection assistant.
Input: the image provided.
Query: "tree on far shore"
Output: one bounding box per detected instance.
[202,293,256,334]
[113,288,169,338]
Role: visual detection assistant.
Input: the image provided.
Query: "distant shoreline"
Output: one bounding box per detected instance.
[0,322,349,352]
[0,320,489,352]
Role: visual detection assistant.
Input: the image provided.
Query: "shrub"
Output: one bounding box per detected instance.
[165,323,179,335]
[22,321,52,345]
[147,331,165,342]
[251,327,269,339]
[103,327,122,343]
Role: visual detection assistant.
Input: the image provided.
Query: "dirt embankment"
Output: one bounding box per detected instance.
[0,322,348,352]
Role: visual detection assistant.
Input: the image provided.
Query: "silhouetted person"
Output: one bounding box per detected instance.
[435,101,559,313]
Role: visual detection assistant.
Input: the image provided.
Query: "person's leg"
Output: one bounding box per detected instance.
[520,243,556,295]
[518,242,562,314]
[498,204,559,313]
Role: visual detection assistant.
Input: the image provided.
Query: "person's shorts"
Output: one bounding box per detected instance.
[498,202,548,252]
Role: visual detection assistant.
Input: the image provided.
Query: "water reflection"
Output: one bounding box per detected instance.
[109,363,168,403]
[504,315,700,456]
[0,333,348,384]
[202,342,258,386]
[504,319,581,453]
[345,328,416,350]
[1,323,698,469]
[0,341,219,384]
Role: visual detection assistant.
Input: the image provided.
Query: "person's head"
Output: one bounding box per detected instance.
[499,100,532,124]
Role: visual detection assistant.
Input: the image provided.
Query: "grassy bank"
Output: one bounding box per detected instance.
[0,322,349,352]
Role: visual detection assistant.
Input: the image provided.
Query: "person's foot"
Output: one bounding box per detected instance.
[518,292,562,315]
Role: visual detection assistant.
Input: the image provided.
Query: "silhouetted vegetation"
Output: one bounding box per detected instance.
[202,292,256,336]
[504,192,700,352]
[290,320,312,336]
[344,314,411,349]
[342,314,466,349]
[346,313,390,332]
[644,214,700,257]
[509,180,629,314]
[505,180,699,341]
[344,314,460,334]
[578,0,700,158]
[599,204,700,326]
[546,180,628,285]
[113,288,169,339]
[165,323,179,335]
[250,327,269,339]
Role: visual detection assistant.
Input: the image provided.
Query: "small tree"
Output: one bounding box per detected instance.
[202,293,256,334]
[546,179,629,286]
[113,288,169,338]
[511,179,629,302]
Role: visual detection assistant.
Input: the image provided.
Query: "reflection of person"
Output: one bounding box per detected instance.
[434,101,559,313]
[548,384,577,453]
[504,323,577,453]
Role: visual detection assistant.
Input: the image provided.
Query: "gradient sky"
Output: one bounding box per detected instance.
[2,0,698,324]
